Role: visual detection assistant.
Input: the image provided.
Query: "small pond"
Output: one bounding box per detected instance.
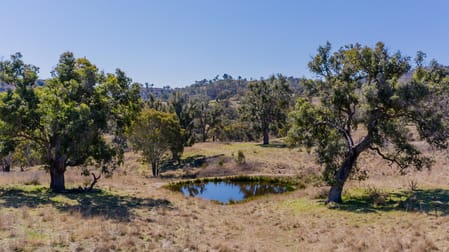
[169,177,296,204]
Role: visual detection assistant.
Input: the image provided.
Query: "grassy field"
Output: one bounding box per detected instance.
[1,141,449,251]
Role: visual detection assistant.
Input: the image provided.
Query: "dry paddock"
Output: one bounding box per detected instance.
[1,141,449,251]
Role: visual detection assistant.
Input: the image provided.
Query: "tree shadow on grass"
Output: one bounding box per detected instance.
[0,187,173,221]
[160,154,225,179]
[332,189,449,216]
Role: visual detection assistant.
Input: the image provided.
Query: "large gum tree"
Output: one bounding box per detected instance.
[288,42,449,203]
[0,52,141,192]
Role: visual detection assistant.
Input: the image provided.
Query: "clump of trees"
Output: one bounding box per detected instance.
[288,42,449,203]
[2,41,448,202]
[169,92,244,144]
[142,73,300,145]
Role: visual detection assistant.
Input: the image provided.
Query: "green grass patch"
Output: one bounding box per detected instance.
[50,195,79,206]
[25,229,49,240]
[281,198,323,213]
[283,187,449,225]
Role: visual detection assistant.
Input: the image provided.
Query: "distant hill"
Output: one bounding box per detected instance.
[157,66,449,102]
[142,74,306,101]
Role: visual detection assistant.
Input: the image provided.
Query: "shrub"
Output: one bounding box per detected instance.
[235,150,246,165]
[218,157,225,167]
[365,186,387,206]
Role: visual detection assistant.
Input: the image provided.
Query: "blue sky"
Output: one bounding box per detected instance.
[1,0,448,87]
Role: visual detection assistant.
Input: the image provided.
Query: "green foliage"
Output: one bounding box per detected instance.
[219,121,255,142]
[191,95,211,142]
[0,52,141,191]
[128,108,184,176]
[12,140,41,170]
[218,157,225,166]
[179,74,304,102]
[288,42,449,202]
[98,68,142,163]
[170,91,241,143]
[0,52,39,88]
[169,74,300,144]
[182,76,248,100]
[240,75,291,144]
[146,93,170,112]
[235,150,246,165]
[170,91,196,145]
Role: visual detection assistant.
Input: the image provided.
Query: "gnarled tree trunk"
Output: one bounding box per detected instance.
[327,152,358,203]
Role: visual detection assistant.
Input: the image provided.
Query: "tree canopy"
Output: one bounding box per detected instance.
[128,108,184,177]
[239,75,291,145]
[0,52,141,192]
[288,42,449,203]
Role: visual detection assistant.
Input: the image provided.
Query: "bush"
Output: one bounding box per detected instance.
[235,150,246,165]
[365,186,387,206]
[218,157,225,166]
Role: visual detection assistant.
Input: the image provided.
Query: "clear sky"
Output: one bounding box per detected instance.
[1,0,448,87]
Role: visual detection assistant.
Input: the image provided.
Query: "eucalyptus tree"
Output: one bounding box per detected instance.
[192,95,211,142]
[240,75,291,145]
[288,42,449,203]
[100,68,142,161]
[170,91,195,145]
[0,52,141,192]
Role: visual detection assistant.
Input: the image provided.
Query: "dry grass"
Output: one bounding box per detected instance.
[1,140,449,251]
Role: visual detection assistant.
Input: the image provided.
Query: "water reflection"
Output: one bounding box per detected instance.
[179,181,290,204]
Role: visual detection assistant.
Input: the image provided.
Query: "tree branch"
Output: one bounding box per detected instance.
[85,172,101,192]
[369,146,407,170]
[316,120,354,151]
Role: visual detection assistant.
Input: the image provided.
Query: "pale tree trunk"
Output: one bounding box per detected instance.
[327,153,358,203]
